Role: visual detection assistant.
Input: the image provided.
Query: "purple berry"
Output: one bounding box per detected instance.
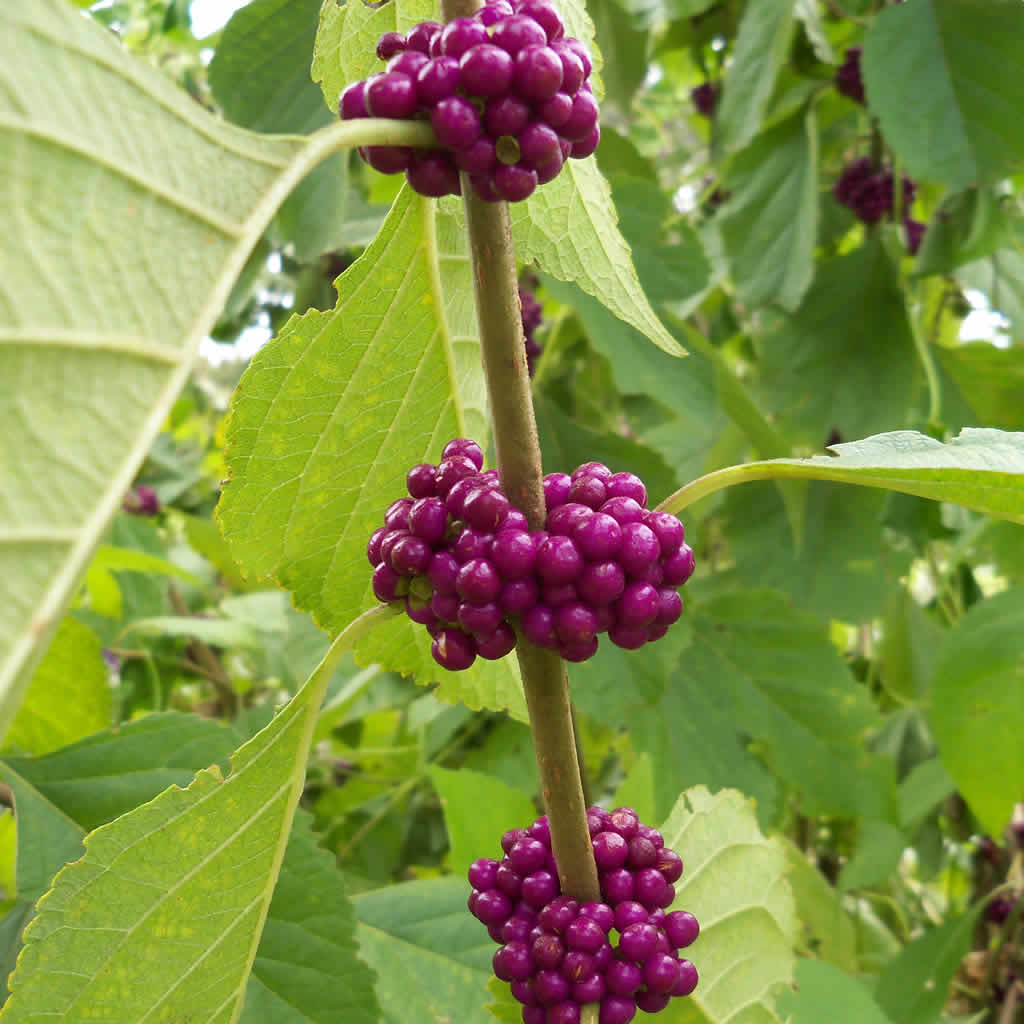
[501,577,541,613]
[572,973,606,1004]
[385,50,430,79]
[599,996,637,1024]
[458,600,503,634]
[644,952,681,994]
[492,529,538,579]
[635,989,670,1013]
[662,544,695,586]
[592,941,613,972]
[474,887,513,924]
[609,808,639,838]
[514,45,564,100]
[503,829,528,853]
[577,561,626,606]
[494,941,534,981]
[442,437,484,468]
[406,20,441,53]
[376,31,407,60]
[618,922,658,962]
[579,901,614,933]
[637,825,664,849]
[654,587,683,627]
[492,14,549,53]
[539,90,573,129]
[518,121,562,169]
[532,933,565,970]
[496,861,524,899]
[626,836,658,869]
[835,47,865,105]
[494,163,538,202]
[547,502,593,536]
[408,497,448,545]
[476,622,517,660]
[407,462,438,498]
[444,474,485,517]
[618,523,660,578]
[477,0,514,23]
[432,628,477,670]
[514,0,565,40]
[509,838,550,875]
[454,528,493,564]
[486,95,532,139]
[565,914,606,953]
[385,497,414,529]
[573,512,623,560]
[536,535,584,584]
[372,562,402,602]
[527,816,552,847]
[463,486,511,531]
[521,870,559,907]
[405,591,437,626]
[568,474,608,509]
[522,603,558,648]
[560,636,599,662]
[672,960,698,997]
[456,136,498,174]
[432,96,482,150]
[469,857,499,889]
[614,901,649,932]
[363,145,412,174]
[539,896,579,933]
[643,511,683,555]
[503,916,534,944]
[548,1001,581,1024]
[600,868,634,905]
[339,80,368,120]
[367,526,388,566]
[633,867,669,908]
[535,969,570,1005]
[427,550,460,594]
[614,582,659,627]
[431,591,460,623]
[605,960,643,997]
[502,508,530,532]
[544,472,573,508]
[664,910,699,949]
[456,558,502,604]
[522,1006,546,1024]
[554,602,598,645]
[561,950,595,982]
[436,455,480,495]
[416,55,462,105]
[592,831,629,870]
[656,848,683,883]
[440,16,490,57]
[599,496,645,526]
[560,89,599,141]
[690,81,718,117]
[407,151,461,198]
[554,38,592,79]
[460,44,515,96]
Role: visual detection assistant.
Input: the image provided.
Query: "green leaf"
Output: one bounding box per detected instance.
[778,960,895,1024]
[794,0,833,63]
[124,614,266,649]
[780,837,858,970]
[217,188,526,719]
[611,752,656,827]
[589,0,648,109]
[899,758,954,830]
[0,0,403,743]
[874,909,984,1024]
[667,430,1024,528]
[862,0,1024,190]
[354,877,495,1024]
[428,766,538,877]
[914,189,1010,277]
[0,606,385,1021]
[514,158,684,357]
[90,545,205,585]
[929,586,1024,835]
[719,111,818,311]
[838,820,906,892]
[758,240,916,445]
[880,589,945,704]
[211,0,383,259]
[239,812,380,1024]
[938,343,1024,431]
[658,787,796,1024]
[714,0,795,155]
[0,903,33,1004]
[4,619,111,757]
[534,396,679,506]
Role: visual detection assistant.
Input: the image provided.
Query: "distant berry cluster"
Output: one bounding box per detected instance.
[690,82,718,119]
[469,806,699,1023]
[338,0,599,202]
[520,276,544,375]
[367,439,694,671]
[833,48,926,254]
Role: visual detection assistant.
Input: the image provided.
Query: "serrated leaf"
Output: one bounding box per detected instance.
[874,909,984,1024]
[429,766,537,877]
[0,608,380,1022]
[670,429,1024,527]
[758,239,915,444]
[657,787,796,1024]
[513,158,684,357]
[719,111,818,311]
[714,0,795,155]
[217,188,527,718]
[929,586,1024,835]
[0,0,368,742]
[862,0,1024,190]
[354,876,495,1024]
[239,811,380,1024]
[4,619,111,757]
[778,960,895,1024]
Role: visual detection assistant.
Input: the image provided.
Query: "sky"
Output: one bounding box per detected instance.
[189,0,251,38]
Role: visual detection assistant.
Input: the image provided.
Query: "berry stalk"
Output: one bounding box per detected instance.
[440,0,601,925]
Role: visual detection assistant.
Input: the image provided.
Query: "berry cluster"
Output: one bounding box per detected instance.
[338,0,599,203]
[520,276,544,375]
[833,157,925,253]
[469,806,699,1023]
[690,82,718,119]
[835,47,865,105]
[832,48,927,254]
[367,440,694,671]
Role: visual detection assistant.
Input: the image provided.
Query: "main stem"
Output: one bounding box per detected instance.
[440,0,600,918]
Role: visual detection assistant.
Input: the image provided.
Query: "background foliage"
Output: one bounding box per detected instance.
[1,0,1024,1021]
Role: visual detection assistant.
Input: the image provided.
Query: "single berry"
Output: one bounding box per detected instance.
[406,20,441,53]
[440,16,490,57]
[407,462,438,498]
[494,163,539,202]
[460,44,515,96]
[432,96,483,150]
[476,622,518,660]
[416,56,463,105]
[515,0,565,41]
[514,45,564,100]
[339,80,368,120]
[599,996,637,1024]
[407,151,461,197]
[469,857,500,889]
[544,472,573,508]
[672,960,699,997]
[835,47,865,105]
[432,628,477,670]
[664,910,699,949]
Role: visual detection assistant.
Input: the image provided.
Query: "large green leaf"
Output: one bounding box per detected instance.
[217,188,526,718]
[938,342,1024,431]
[714,0,795,155]
[0,605,387,1022]
[758,240,916,446]
[664,429,1024,527]
[4,619,111,757]
[657,787,796,1024]
[0,0,421,744]
[354,877,495,1024]
[719,111,818,311]
[239,812,380,1024]
[862,0,1024,189]
[929,586,1024,835]
[211,0,384,259]
[778,960,895,1024]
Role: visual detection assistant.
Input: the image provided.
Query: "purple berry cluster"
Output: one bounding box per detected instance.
[469,806,699,1024]
[520,278,544,375]
[835,47,865,105]
[690,82,718,119]
[367,441,694,671]
[833,156,925,252]
[338,0,599,203]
